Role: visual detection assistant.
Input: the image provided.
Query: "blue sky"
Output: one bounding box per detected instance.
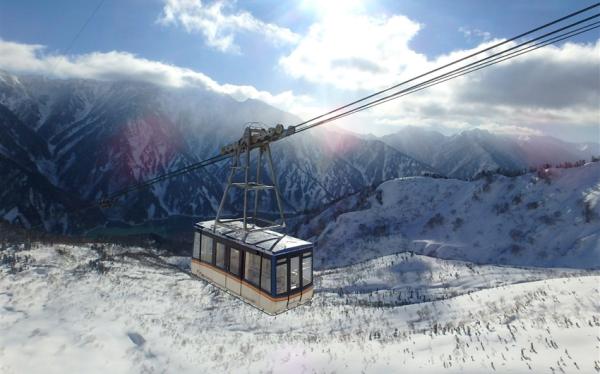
[0,0,598,142]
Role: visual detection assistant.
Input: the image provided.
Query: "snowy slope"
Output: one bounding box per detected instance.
[297,162,600,269]
[317,252,594,306]
[1,244,599,373]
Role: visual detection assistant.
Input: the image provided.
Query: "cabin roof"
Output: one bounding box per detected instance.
[195,220,313,255]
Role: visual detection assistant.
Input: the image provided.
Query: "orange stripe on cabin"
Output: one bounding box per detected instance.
[191,258,313,302]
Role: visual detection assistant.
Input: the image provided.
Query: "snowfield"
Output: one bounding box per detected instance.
[1,244,599,373]
[299,162,600,270]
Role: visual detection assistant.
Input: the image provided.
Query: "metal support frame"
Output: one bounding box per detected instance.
[214,124,289,233]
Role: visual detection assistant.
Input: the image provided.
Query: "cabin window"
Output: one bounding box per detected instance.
[302,255,312,286]
[193,232,200,259]
[215,242,226,269]
[261,257,271,293]
[290,256,300,291]
[244,252,261,286]
[229,248,240,276]
[200,234,213,263]
[276,259,287,295]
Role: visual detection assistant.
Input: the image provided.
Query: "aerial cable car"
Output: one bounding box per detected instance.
[191,123,314,314]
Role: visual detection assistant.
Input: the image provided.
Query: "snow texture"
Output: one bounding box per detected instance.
[1,244,599,373]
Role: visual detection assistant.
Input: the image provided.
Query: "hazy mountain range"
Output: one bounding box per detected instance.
[380,126,599,179]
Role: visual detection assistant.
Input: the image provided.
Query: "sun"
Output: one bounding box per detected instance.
[299,0,366,17]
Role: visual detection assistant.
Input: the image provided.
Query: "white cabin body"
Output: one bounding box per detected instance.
[191,220,314,314]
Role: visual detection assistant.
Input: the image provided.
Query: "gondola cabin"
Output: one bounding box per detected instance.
[191,220,314,315]
[193,124,314,314]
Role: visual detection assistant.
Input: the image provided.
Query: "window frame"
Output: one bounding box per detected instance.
[273,248,314,296]
[199,233,214,264]
[301,253,313,287]
[215,241,226,269]
[260,256,271,294]
[229,247,241,277]
[244,251,262,288]
[289,256,301,292]
[193,232,201,259]
[275,257,288,296]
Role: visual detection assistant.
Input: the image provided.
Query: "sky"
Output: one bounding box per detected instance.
[0,0,598,142]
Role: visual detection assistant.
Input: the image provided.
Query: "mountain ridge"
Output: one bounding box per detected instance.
[381,126,599,179]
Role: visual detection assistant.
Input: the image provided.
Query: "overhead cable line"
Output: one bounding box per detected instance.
[48,0,106,75]
[63,0,106,56]
[102,154,230,203]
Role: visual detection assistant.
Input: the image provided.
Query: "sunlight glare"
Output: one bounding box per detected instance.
[300,0,366,17]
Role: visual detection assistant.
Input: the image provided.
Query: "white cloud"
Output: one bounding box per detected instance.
[280,13,426,91]
[459,26,491,42]
[371,39,600,133]
[0,39,313,114]
[478,123,544,137]
[158,0,299,54]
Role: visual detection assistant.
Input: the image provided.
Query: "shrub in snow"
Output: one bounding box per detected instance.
[425,213,445,230]
[452,217,464,231]
[373,224,388,236]
[536,167,552,184]
[493,202,509,215]
[538,215,555,225]
[0,251,32,273]
[512,194,522,205]
[375,190,383,205]
[87,258,108,274]
[583,201,597,223]
[510,244,523,255]
[510,229,525,242]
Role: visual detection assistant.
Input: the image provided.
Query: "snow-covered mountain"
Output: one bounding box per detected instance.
[296,162,600,269]
[516,134,600,166]
[0,71,432,232]
[381,126,599,179]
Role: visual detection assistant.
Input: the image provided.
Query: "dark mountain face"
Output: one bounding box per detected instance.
[0,103,104,231]
[0,71,432,233]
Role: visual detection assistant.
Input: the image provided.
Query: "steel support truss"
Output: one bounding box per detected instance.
[214,124,292,233]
